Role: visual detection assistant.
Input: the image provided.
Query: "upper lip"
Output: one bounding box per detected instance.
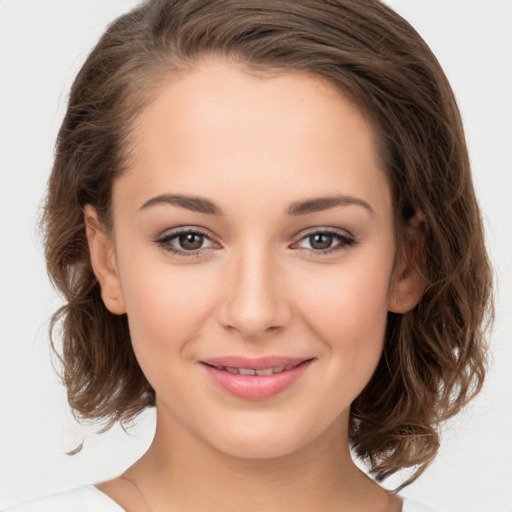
[200,356,313,370]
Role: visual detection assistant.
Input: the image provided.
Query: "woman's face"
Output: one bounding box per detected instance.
[92,61,402,458]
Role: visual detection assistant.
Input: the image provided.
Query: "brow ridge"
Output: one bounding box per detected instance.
[286,195,374,216]
[140,194,223,215]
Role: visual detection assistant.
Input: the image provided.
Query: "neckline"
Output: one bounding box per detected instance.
[88,484,127,511]
[87,484,429,512]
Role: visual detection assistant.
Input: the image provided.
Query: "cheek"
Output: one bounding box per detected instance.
[310,281,388,412]
[118,255,217,361]
[297,256,392,370]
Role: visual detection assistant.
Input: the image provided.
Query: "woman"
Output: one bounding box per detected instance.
[3,1,493,511]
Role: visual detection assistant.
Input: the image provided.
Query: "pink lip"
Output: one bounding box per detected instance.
[200,356,314,400]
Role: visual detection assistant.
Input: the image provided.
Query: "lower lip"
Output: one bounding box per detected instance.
[201,360,313,400]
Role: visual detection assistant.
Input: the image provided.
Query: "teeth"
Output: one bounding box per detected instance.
[238,368,256,376]
[212,363,302,375]
[255,368,274,376]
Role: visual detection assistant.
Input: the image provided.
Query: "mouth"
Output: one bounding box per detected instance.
[203,361,305,376]
[200,356,314,400]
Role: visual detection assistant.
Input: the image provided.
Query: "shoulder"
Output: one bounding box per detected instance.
[2,485,125,512]
[402,497,439,512]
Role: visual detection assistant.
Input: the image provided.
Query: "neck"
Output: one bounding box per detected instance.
[125,407,397,512]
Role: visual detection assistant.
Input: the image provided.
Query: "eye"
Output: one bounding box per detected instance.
[177,232,207,251]
[156,228,219,256]
[293,229,356,254]
[305,233,336,250]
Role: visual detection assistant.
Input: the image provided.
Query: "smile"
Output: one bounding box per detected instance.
[200,357,314,400]
[207,363,300,376]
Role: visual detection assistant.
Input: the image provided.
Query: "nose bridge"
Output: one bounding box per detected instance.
[220,241,289,338]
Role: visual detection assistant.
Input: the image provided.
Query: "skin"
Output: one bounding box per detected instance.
[86,60,425,512]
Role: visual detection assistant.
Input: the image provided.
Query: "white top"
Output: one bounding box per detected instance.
[3,486,124,512]
[3,485,438,512]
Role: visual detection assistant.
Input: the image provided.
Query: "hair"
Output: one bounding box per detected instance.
[43,0,493,487]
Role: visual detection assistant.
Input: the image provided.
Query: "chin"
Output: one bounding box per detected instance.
[201,414,330,461]
[214,435,306,460]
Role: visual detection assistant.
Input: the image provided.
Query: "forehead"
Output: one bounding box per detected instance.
[116,61,391,218]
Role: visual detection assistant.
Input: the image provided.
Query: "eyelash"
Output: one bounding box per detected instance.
[155,227,356,257]
[292,229,356,255]
[155,228,217,258]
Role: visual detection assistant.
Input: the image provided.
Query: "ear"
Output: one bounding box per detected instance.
[387,212,428,314]
[84,205,126,315]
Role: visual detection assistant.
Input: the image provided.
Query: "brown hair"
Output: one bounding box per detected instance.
[43,0,493,486]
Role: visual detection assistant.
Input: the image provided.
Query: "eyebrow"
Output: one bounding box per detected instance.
[140,194,223,215]
[139,193,373,217]
[286,195,374,216]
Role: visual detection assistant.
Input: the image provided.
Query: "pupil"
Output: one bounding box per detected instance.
[179,233,203,250]
[310,233,333,250]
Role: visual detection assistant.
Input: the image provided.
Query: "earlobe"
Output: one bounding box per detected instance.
[84,205,126,315]
[388,212,428,314]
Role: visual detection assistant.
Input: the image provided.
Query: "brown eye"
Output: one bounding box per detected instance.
[293,229,356,254]
[178,233,205,250]
[308,233,333,250]
[156,229,217,255]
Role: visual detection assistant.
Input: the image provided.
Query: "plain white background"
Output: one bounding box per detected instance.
[0,1,511,510]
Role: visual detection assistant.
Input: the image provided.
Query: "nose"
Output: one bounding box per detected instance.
[218,246,292,340]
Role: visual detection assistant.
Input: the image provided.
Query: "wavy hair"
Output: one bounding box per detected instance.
[43,0,493,486]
